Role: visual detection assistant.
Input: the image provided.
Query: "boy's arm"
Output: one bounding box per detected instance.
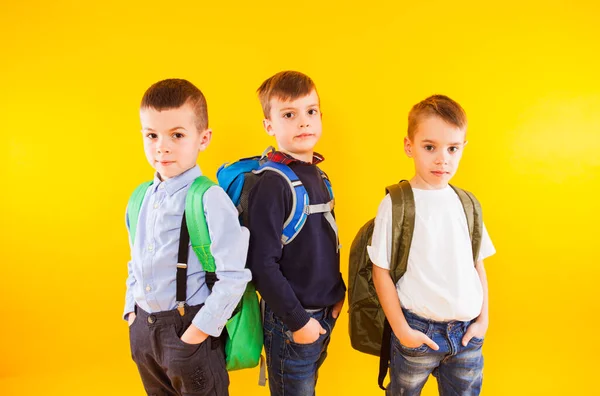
[369,195,438,350]
[185,186,252,341]
[462,260,489,346]
[246,173,313,332]
[372,266,437,349]
[123,208,137,323]
[124,259,136,323]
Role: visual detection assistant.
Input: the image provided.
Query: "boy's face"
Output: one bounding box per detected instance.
[263,89,322,162]
[404,115,467,190]
[140,103,211,181]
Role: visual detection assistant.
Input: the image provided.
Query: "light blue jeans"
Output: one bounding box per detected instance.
[387,309,484,396]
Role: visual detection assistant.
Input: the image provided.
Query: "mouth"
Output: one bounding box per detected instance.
[295,133,315,139]
[156,160,175,166]
[431,170,449,177]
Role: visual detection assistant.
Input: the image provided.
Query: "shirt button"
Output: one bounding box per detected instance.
[145,285,151,292]
[153,203,159,209]
[158,184,165,190]
[148,244,154,251]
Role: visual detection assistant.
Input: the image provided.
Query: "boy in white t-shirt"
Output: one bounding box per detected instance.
[369,95,495,395]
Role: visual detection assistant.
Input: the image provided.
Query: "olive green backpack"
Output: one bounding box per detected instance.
[347,180,483,390]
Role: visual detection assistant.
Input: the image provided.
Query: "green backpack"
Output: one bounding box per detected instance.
[126,176,263,372]
[347,180,483,389]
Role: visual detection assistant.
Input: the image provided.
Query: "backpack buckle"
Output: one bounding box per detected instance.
[177,301,185,316]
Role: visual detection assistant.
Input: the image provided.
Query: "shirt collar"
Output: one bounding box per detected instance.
[152,165,202,195]
[266,151,325,165]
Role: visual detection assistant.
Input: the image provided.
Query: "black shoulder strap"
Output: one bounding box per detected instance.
[176,213,190,315]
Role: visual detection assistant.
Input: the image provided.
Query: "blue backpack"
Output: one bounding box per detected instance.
[216,147,339,248]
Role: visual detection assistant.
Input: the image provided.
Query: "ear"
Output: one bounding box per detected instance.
[198,129,212,152]
[404,136,413,157]
[263,118,275,136]
[463,140,469,147]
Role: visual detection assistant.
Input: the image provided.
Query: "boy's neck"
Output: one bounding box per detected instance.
[156,164,198,182]
[409,175,449,190]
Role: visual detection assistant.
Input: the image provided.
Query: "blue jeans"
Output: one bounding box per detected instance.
[387,310,484,396]
[263,304,337,396]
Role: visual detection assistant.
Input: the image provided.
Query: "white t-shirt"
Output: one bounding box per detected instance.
[367,186,496,322]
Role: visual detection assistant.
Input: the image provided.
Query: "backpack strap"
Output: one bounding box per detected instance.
[165,176,216,316]
[126,181,153,245]
[185,176,218,275]
[378,180,416,391]
[307,167,340,251]
[253,161,310,245]
[387,180,416,283]
[318,168,335,201]
[450,185,483,263]
[254,161,340,250]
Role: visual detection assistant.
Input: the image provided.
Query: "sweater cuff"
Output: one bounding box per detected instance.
[286,305,311,332]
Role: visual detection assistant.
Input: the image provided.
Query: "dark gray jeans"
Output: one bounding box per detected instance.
[129,304,229,395]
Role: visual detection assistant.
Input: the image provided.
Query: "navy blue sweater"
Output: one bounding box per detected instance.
[246,161,346,331]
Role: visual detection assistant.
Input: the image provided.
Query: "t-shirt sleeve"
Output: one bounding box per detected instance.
[477,222,496,261]
[367,194,393,270]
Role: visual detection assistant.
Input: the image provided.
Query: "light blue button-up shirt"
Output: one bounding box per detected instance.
[123,165,251,336]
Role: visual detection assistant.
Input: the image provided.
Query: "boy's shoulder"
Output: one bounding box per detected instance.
[251,169,294,198]
[448,184,481,209]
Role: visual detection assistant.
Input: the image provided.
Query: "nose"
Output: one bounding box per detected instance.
[435,151,448,165]
[157,136,171,154]
[298,114,310,128]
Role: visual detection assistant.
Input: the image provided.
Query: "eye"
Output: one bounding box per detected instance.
[448,146,459,153]
[173,132,184,139]
[424,145,435,151]
[146,133,157,139]
[283,112,294,119]
[308,108,319,115]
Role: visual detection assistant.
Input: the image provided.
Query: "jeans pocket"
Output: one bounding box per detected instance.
[393,324,431,357]
[397,340,429,356]
[322,312,337,334]
[284,330,325,360]
[169,324,208,357]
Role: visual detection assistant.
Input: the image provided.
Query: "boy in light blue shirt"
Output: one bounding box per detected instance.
[123,79,251,395]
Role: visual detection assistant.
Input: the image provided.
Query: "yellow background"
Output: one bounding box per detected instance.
[1,0,599,394]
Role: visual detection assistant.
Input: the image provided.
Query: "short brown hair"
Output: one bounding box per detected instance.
[141,79,208,131]
[408,95,467,140]
[257,71,317,118]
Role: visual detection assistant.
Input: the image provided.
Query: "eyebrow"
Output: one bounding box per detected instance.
[142,127,187,132]
[279,103,319,112]
[421,139,463,145]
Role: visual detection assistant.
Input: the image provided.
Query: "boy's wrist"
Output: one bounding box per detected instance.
[474,316,489,327]
[392,321,412,337]
[286,307,311,332]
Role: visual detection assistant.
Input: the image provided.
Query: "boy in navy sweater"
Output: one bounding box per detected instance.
[246,71,346,396]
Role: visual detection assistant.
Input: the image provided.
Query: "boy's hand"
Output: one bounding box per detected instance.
[181,324,209,345]
[332,296,345,319]
[462,320,488,346]
[397,327,439,350]
[127,312,136,327]
[292,318,326,344]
